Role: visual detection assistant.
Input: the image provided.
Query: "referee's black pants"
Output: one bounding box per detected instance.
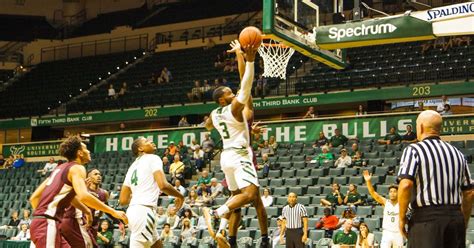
[285,228,305,248]
[408,205,466,248]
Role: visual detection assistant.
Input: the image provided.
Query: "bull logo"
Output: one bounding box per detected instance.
[10,146,26,156]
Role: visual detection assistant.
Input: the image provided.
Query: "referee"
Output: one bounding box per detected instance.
[398,110,474,248]
[280,192,308,248]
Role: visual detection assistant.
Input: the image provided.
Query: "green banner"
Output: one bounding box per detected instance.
[316,16,435,50]
[2,141,62,158]
[1,81,473,129]
[93,114,474,153]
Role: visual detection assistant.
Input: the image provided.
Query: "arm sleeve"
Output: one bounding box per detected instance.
[398,146,419,181]
[236,62,255,104]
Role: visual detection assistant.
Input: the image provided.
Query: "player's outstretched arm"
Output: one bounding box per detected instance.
[29,178,48,209]
[227,40,245,80]
[363,170,386,206]
[71,196,92,227]
[204,116,214,131]
[231,45,258,121]
[153,170,184,210]
[70,165,128,224]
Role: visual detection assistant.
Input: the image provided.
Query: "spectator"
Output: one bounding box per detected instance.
[321,183,344,207]
[344,184,363,206]
[199,116,209,127]
[163,148,173,162]
[402,124,417,143]
[167,208,180,230]
[351,151,365,167]
[158,67,172,83]
[196,182,211,196]
[329,129,348,147]
[169,179,187,201]
[196,190,212,206]
[255,74,268,97]
[378,127,401,145]
[336,208,360,231]
[160,223,174,243]
[313,131,328,148]
[37,157,57,176]
[209,178,224,200]
[251,133,264,151]
[196,170,212,186]
[335,149,352,168]
[118,82,127,96]
[356,105,367,116]
[303,106,316,118]
[272,216,285,248]
[180,218,196,242]
[162,156,171,174]
[349,143,359,157]
[186,190,198,207]
[316,208,339,238]
[190,139,200,151]
[202,80,212,98]
[3,155,14,169]
[268,136,278,150]
[170,154,185,184]
[107,84,116,99]
[193,145,205,172]
[157,207,167,226]
[177,141,188,156]
[96,220,113,248]
[258,153,272,178]
[18,209,31,229]
[188,80,202,102]
[12,154,25,169]
[11,224,29,241]
[259,140,274,157]
[201,133,215,161]
[168,141,178,156]
[178,116,190,127]
[417,101,425,111]
[261,188,273,207]
[214,54,224,68]
[119,122,126,131]
[333,219,357,246]
[436,95,450,113]
[180,209,197,227]
[311,145,334,165]
[441,104,453,116]
[109,185,121,200]
[356,222,374,248]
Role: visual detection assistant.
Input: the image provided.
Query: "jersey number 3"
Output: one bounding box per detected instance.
[219,122,230,139]
[131,169,138,186]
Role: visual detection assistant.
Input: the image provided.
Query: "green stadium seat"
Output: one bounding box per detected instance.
[365,152,378,159]
[387,144,402,151]
[344,168,358,176]
[333,176,348,185]
[450,141,465,149]
[307,186,321,195]
[281,169,296,177]
[296,169,311,177]
[357,206,372,217]
[364,218,381,231]
[385,175,397,184]
[328,168,343,176]
[288,186,303,195]
[311,168,326,177]
[373,145,387,152]
[269,178,283,187]
[374,166,390,176]
[273,187,288,196]
[317,177,332,186]
[348,176,364,185]
[379,151,394,158]
[374,205,384,216]
[279,161,292,169]
[292,155,306,162]
[285,178,298,187]
[368,158,383,166]
[268,170,281,178]
[278,156,291,163]
[293,161,306,169]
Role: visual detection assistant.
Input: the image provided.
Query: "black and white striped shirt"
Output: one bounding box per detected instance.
[398,137,473,207]
[282,203,308,229]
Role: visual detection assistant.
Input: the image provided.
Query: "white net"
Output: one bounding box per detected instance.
[258,39,295,80]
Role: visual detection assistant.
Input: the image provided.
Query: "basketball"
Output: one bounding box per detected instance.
[239,26,262,49]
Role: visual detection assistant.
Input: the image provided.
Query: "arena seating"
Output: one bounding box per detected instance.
[0,139,473,245]
[0,69,13,83]
[0,50,143,119]
[295,37,474,93]
[65,45,306,113]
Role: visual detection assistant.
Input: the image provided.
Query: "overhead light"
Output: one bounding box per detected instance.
[142,52,146,55]
[134,57,137,60]
[99,77,102,80]
[58,101,61,103]
[79,89,82,91]
[108,72,111,75]
[116,67,120,70]
[89,83,92,86]
[69,95,72,97]
[125,61,129,64]
[47,107,50,110]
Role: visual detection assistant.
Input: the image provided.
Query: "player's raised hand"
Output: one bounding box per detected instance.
[242,44,258,62]
[112,210,128,225]
[363,170,372,182]
[227,40,242,54]
[251,121,267,135]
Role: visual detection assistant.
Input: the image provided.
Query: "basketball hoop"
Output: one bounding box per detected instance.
[258,37,295,80]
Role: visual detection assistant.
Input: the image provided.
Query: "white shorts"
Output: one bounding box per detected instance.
[127,205,159,248]
[220,147,259,192]
[380,230,404,248]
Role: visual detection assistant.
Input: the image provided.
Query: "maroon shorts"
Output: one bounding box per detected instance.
[60,217,97,248]
[30,218,61,248]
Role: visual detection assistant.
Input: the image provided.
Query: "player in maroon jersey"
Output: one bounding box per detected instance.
[59,168,110,248]
[29,136,128,248]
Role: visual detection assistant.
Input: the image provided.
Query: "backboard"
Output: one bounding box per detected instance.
[263,0,346,69]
